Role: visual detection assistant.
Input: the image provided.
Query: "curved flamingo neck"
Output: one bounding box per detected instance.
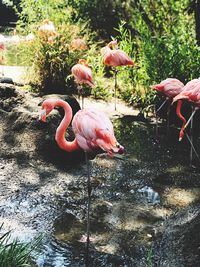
[176,100,186,141]
[54,99,80,152]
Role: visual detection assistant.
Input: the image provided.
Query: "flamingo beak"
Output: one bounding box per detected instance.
[111,144,125,154]
[118,145,125,154]
[39,109,47,122]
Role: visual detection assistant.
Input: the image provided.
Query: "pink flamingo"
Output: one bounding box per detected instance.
[153,78,184,108]
[173,78,200,164]
[40,98,124,252]
[152,78,184,134]
[71,59,94,108]
[70,38,88,51]
[38,19,57,44]
[101,40,134,110]
[0,34,6,76]
[25,33,35,43]
[38,19,56,37]
[173,79,200,140]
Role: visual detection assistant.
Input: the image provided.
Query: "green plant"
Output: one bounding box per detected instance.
[0,225,40,267]
[147,246,153,267]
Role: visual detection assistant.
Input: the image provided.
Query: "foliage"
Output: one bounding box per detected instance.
[66,0,126,39]
[4,0,200,110]
[0,225,40,267]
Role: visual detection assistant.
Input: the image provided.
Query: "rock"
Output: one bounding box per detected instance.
[0,77,14,84]
[0,85,83,167]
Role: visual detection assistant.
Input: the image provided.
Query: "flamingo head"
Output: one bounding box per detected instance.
[179,129,185,141]
[116,143,125,154]
[78,59,88,66]
[39,99,56,122]
[107,40,118,49]
[152,84,164,92]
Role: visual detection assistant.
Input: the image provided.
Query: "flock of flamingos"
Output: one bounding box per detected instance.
[1,20,200,255]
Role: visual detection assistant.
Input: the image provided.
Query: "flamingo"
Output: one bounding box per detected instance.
[38,19,56,37]
[152,78,184,134]
[70,38,88,51]
[25,33,35,43]
[38,19,57,44]
[101,40,134,111]
[11,29,20,44]
[71,59,94,109]
[0,34,6,76]
[173,78,200,164]
[39,98,124,254]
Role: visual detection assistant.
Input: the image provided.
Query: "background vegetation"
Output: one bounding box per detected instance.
[3,0,200,110]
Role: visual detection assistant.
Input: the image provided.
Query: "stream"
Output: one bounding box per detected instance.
[0,86,200,266]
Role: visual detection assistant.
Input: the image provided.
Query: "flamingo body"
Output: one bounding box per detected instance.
[71,59,94,87]
[40,99,123,155]
[153,78,184,99]
[71,38,88,51]
[101,40,134,67]
[173,79,200,141]
[38,19,56,37]
[173,79,200,105]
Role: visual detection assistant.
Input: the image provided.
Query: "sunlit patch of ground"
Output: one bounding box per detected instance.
[163,188,200,207]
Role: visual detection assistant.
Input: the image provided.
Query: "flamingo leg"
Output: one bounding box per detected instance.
[114,69,118,111]
[156,98,168,113]
[185,133,200,162]
[78,85,84,109]
[184,108,197,131]
[190,114,193,166]
[81,94,84,110]
[166,103,171,137]
[85,152,91,256]
[155,98,168,136]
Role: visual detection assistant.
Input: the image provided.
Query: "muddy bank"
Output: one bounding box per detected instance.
[0,83,200,266]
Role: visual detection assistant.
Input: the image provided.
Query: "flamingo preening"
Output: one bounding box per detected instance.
[152,78,184,134]
[101,40,134,111]
[71,59,94,109]
[173,78,200,164]
[39,98,124,255]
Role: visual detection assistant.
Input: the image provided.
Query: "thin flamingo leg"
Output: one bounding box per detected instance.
[85,152,91,256]
[114,69,117,111]
[166,104,171,137]
[184,108,197,131]
[78,85,84,109]
[156,98,168,113]
[190,114,193,166]
[155,99,168,136]
[82,94,84,110]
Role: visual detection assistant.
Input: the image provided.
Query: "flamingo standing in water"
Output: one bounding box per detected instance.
[101,40,134,110]
[71,59,94,109]
[172,78,200,164]
[152,78,184,133]
[39,98,124,254]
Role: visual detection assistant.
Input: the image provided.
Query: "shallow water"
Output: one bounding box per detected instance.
[31,117,200,266]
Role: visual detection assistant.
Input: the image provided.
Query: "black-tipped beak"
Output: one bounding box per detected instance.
[39,109,47,122]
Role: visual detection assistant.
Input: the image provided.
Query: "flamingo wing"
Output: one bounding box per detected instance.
[173,79,200,103]
[103,49,134,67]
[153,78,184,98]
[72,109,118,153]
[71,64,94,87]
